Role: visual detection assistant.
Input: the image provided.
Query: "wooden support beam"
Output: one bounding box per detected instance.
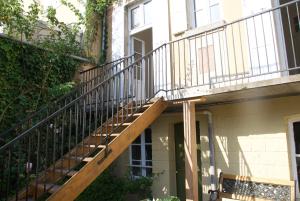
[183,101,199,201]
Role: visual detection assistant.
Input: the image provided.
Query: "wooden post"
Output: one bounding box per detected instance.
[183,101,198,201]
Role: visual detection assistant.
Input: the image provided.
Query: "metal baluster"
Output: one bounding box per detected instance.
[34,130,41,199]
[205,31,211,87]
[245,19,254,76]
[287,5,297,68]
[188,38,193,86]
[68,106,72,171]
[25,136,31,200]
[183,39,187,87]
[269,11,279,72]
[178,41,181,88]
[238,22,246,79]
[261,13,270,73]
[217,29,225,83]
[6,149,11,201]
[253,16,262,75]
[231,24,238,83]
[211,30,218,85]
[200,34,205,85]
[224,27,231,83]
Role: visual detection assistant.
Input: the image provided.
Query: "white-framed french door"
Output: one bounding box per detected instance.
[288,117,300,199]
[130,37,146,101]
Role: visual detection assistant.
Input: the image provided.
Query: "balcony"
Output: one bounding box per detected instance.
[124,0,300,104]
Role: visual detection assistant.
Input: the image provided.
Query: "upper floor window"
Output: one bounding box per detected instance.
[130,128,152,177]
[193,0,221,28]
[130,0,152,30]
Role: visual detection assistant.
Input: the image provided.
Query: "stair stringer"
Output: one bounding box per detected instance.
[47,98,168,201]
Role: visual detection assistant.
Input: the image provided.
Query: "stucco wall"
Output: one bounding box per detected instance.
[114,95,298,199]
[211,96,293,181]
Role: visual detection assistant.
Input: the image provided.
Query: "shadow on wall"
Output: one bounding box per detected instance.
[211,100,291,180]
[199,98,293,198]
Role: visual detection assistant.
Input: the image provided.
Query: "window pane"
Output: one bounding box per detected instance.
[132,167,142,176]
[133,135,141,144]
[194,0,205,11]
[131,145,141,160]
[146,168,152,177]
[145,145,152,160]
[144,1,152,25]
[145,128,152,143]
[195,10,208,27]
[209,0,219,6]
[131,7,140,29]
[132,160,141,165]
[210,4,220,23]
[146,161,152,166]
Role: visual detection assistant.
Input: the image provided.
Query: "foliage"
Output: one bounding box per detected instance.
[0,0,83,133]
[0,0,40,39]
[154,197,180,201]
[76,169,153,201]
[85,0,115,63]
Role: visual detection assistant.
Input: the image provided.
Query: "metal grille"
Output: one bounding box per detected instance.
[222,178,291,200]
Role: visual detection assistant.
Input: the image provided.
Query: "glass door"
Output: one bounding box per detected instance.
[131,37,145,101]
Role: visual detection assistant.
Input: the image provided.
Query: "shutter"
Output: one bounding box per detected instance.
[171,0,188,34]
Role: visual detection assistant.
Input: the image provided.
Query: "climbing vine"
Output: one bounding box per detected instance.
[85,0,116,63]
[0,0,84,133]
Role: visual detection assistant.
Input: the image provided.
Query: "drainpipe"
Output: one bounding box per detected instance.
[201,110,218,201]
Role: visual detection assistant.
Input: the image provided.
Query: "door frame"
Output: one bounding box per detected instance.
[174,121,202,201]
[288,115,300,198]
[130,36,146,100]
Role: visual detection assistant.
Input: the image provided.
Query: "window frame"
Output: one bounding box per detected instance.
[129,129,152,177]
[191,0,222,28]
[128,0,152,33]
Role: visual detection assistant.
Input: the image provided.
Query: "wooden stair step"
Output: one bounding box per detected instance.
[37,183,61,194]
[92,133,120,137]
[107,122,131,127]
[126,104,152,110]
[83,157,93,162]
[67,156,94,163]
[48,169,78,177]
[83,144,106,149]
[118,113,143,118]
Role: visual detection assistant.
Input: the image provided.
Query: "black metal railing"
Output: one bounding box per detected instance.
[0,0,300,200]
[0,55,135,146]
[80,54,136,83]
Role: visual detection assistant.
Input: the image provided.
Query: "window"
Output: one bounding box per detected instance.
[130,1,152,30]
[131,7,140,29]
[143,1,152,25]
[130,128,152,177]
[193,0,221,28]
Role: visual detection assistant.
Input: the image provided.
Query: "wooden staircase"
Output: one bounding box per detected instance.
[17,98,168,201]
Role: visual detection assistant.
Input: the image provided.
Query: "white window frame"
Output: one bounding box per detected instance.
[191,0,223,28]
[129,130,152,177]
[128,0,152,35]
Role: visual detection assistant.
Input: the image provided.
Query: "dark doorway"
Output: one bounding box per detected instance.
[280,0,300,74]
[174,121,202,201]
[293,121,300,198]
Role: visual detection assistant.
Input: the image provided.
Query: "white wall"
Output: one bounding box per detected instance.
[111,3,125,60]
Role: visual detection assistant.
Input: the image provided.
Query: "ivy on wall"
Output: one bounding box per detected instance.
[0,0,83,133]
[85,0,116,63]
